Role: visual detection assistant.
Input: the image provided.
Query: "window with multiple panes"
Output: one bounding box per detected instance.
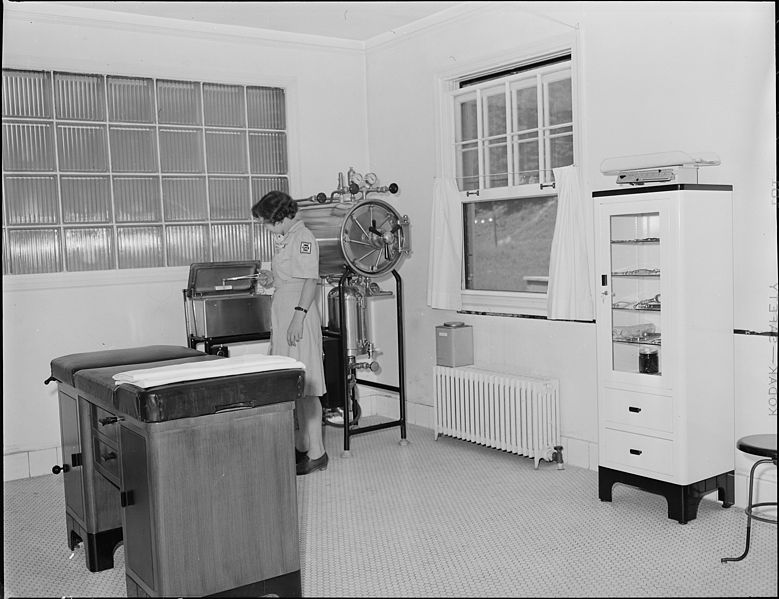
[1,69,287,274]
[451,54,574,303]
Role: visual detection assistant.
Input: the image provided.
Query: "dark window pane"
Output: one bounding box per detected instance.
[484,91,506,137]
[458,98,477,142]
[514,86,538,132]
[463,196,557,292]
[547,79,572,126]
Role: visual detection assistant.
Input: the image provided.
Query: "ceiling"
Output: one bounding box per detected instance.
[41,1,467,42]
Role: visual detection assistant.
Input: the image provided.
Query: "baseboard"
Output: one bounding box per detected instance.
[361,387,601,472]
[4,446,62,481]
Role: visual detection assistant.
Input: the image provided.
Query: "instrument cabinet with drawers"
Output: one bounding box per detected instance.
[594,184,735,524]
[55,382,124,572]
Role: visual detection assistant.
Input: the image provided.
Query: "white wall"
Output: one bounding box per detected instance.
[362,0,776,483]
[3,1,776,503]
[1,3,370,475]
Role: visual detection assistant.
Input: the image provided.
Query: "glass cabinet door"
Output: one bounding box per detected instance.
[607,211,662,376]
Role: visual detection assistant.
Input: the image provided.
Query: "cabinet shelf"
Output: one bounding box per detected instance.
[612,305,661,312]
[612,337,662,346]
[611,237,660,244]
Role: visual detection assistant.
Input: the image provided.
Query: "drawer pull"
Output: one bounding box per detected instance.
[629,448,643,456]
[628,406,642,413]
[99,416,123,426]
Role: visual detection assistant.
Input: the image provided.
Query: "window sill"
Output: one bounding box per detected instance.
[461,290,548,317]
[2,266,191,292]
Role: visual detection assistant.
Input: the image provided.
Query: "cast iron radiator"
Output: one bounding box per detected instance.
[433,365,561,469]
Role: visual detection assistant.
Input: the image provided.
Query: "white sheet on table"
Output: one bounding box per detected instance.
[112,354,305,388]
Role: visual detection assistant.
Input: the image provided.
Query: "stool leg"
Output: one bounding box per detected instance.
[721,458,769,563]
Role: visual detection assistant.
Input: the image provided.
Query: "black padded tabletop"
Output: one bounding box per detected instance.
[74,357,305,423]
[49,345,206,387]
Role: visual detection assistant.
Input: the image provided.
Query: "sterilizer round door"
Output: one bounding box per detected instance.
[340,199,408,277]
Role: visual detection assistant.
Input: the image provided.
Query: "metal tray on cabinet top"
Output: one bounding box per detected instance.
[183,261,272,343]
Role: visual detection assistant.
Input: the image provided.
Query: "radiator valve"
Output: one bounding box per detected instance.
[542,445,565,470]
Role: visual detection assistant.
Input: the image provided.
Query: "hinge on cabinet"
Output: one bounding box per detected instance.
[71,453,82,468]
[120,490,135,508]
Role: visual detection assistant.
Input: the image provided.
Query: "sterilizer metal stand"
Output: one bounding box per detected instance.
[337,268,408,457]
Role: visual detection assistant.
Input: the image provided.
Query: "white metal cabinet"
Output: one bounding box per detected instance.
[594,184,735,523]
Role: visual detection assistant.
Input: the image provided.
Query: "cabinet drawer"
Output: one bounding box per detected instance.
[92,405,120,443]
[93,437,120,483]
[602,428,674,477]
[602,387,672,433]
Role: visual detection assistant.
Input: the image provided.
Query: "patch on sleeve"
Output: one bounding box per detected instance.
[299,241,312,254]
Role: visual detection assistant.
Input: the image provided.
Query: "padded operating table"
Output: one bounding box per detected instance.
[47,345,305,597]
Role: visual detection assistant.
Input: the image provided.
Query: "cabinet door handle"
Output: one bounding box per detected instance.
[101,452,117,462]
[99,416,123,426]
[628,406,642,413]
[629,448,643,456]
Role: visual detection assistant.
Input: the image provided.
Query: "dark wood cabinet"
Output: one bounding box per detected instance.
[55,386,123,572]
[51,346,303,596]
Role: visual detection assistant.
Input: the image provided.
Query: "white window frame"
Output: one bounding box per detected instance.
[434,34,580,317]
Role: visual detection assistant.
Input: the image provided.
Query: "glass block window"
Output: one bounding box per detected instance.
[2,68,288,274]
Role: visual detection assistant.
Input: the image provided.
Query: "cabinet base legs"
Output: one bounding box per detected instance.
[126,569,302,597]
[66,513,123,572]
[598,467,735,524]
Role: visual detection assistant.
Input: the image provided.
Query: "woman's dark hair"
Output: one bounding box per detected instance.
[251,190,298,223]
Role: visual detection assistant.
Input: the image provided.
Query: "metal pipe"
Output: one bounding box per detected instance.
[393,269,408,442]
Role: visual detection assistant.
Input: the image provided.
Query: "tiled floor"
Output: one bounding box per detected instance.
[4,421,777,597]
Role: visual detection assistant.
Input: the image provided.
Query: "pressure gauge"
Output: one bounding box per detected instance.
[364,172,378,186]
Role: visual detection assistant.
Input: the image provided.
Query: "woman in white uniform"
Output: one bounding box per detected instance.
[252,191,328,475]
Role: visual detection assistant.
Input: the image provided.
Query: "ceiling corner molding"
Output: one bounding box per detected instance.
[364,2,490,51]
[3,1,367,52]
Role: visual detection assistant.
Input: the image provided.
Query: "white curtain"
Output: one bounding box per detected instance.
[427,177,463,310]
[547,165,594,321]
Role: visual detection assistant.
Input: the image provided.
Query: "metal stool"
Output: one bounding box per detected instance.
[721,434,777,563]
